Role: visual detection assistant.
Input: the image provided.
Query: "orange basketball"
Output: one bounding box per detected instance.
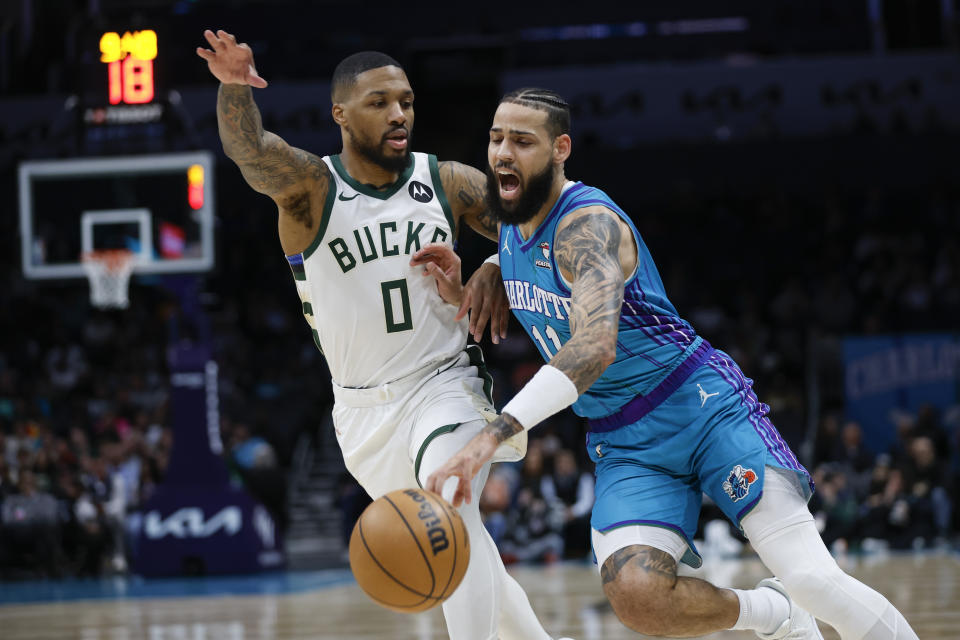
[349,488,470,613]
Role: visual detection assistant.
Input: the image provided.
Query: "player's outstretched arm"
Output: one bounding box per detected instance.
[425,207,626,507]
[197,30,326,203]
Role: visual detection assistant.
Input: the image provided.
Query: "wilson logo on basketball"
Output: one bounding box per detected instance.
[404,489,450,555]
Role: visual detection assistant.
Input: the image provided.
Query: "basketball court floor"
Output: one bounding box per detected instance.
[0,550,956,639]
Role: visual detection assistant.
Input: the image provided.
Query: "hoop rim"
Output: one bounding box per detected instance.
[81,249,136,272]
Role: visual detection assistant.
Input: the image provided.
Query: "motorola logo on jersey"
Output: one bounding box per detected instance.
[408,181,434,203]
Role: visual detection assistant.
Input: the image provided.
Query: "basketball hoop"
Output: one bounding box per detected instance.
[81,249,136,309]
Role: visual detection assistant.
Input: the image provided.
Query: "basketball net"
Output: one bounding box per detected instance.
[81,249,136,309]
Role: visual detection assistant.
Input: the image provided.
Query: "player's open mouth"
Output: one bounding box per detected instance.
[385,131,408,150]
[497,171,520,199]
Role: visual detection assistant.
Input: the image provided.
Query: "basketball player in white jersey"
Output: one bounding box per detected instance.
[196,30,571,640]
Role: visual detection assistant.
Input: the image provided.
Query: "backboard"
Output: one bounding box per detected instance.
[19,151,215,279]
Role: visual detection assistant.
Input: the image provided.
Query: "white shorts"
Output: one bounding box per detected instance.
[331,346,498,499]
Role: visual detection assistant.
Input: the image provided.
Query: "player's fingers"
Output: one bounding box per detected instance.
[203,30,221,49]
[248,67,268,88]
[424,471,442,495]
[472,304,492,342]
[424,262,442,280]
[454,290,472,323]
[409,250,438,266]
[439,476,460,505]
[196,47,215,61]
[489,305,501,345]
[460,474,472,505]
[217,30,236,44]
[499,306,510,339]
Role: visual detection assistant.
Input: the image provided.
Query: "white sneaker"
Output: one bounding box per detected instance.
[755,578,824,640]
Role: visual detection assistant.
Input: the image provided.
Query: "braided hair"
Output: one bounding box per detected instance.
[500,88,570,139]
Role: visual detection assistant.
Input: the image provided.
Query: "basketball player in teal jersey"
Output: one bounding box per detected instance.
[197,32,572,640]
[420,89,919,640]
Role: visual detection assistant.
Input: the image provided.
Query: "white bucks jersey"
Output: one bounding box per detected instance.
[285,152,467,388]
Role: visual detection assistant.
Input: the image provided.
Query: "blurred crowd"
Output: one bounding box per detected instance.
[1,176,958,577]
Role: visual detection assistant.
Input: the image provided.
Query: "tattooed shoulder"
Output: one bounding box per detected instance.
[275,155,331,229]
[438,161,497,237]
[553,207,623,278]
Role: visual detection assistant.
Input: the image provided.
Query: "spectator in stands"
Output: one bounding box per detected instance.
[540,448,593,559]
[836,421,875,474]
[0,469,63,577]
[498,444,564,564]
[478,469,513,547]
[897,435,952,545]
[808,464,859,551]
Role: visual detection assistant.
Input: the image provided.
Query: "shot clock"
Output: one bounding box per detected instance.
[100,29,158,106]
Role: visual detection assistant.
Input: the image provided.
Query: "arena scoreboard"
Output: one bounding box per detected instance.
[100,29,157,106]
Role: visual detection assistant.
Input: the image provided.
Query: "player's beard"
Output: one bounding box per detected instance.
[348,125,411,173]
[485,160,555,226]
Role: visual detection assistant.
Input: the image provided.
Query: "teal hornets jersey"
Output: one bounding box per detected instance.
[499,181,706,420]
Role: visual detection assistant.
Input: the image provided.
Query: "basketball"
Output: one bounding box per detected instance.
[349,488,470,613]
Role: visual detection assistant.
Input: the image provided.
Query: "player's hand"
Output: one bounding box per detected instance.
[425,432,499,507]
[460,261,509,345]
[410,243,463,306]
[196,29,268,88]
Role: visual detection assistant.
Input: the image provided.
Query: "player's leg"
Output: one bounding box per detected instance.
[588,371,804,638]
[595,528,742,636]
[743,467,919,640]
[417,419,553,640]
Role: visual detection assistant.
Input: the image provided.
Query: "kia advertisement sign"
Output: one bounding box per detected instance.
[134,345,283,576]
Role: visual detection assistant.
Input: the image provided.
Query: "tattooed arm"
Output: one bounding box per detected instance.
[425,206,632,507]
[438,161,498,241]
[474,207,625,442]
[198,30,328,231]
[218,85,327,203]
[548,207,626,389]
[431,161,509,343]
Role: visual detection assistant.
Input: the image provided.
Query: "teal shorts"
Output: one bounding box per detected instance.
[587,350,813,568]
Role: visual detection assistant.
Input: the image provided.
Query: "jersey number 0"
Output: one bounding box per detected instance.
[381,279,413,333]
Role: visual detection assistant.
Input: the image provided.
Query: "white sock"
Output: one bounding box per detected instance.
[729,586,790,635]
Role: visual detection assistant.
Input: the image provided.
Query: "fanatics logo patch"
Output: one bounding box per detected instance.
[535,241,552,269]
[408,180,434,203]
[722,465,757,502]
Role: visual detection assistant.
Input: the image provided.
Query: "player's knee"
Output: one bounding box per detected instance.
[601,551,676,636]
[777,559,845,611]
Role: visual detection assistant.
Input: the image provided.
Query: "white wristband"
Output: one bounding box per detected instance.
[502,365,579,431]
[483,253,499,267]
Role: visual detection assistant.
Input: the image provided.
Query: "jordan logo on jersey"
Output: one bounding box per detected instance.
[697,383,719,407]
[722,465,757,502]
[502,237,512,255]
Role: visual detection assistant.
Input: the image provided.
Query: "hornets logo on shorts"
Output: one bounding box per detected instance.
[722,465,757,502]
